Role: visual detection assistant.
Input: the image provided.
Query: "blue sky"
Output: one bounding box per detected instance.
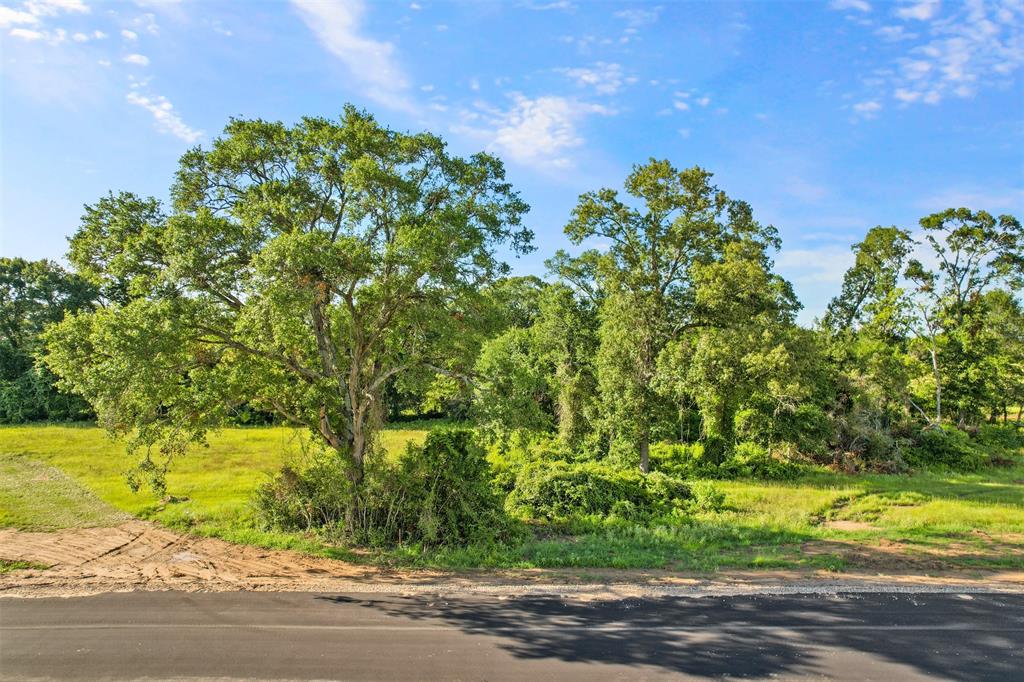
[1,0,1022,322]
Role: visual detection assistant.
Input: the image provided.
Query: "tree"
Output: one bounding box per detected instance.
[657,239,800,456]
[44,106,531,488]
[558,160,781,471]
[905,209,1023,424]
[983,290,1024,425]
[822,226,913,335]
[0,258,96,423]
[823,226,916,424]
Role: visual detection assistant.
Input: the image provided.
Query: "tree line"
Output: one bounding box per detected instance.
[2,105,1021,493]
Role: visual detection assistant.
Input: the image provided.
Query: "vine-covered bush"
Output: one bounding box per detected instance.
[255,427,514,547]
[506,460,692,519]
[648,441,804,480]
[904,427,987,471]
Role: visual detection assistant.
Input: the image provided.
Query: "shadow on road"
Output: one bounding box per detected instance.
[317,592,1024,679]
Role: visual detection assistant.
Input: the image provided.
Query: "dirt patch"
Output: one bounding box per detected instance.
[2,520,1024,598]
[0,520,443,595]
[803,535,1024,574]
[822,520,878,532]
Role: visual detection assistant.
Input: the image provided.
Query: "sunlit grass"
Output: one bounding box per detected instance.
[1,423,1021,571]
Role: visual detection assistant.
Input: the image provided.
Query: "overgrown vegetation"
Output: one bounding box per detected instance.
[0,105,1020,569]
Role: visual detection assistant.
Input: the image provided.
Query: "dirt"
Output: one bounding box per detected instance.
[821,519,878,532]
[2,520,1023,598]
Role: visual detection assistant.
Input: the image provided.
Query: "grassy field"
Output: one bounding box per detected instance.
[1,423,1022,572]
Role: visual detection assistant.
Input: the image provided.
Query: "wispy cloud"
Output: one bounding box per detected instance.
[830,0,872,13]
[852,99,882,118]
[452,94,611,170]
[126,90,203,143]
[290,0,411,111]
[556,62,633,95]
[23,0,89,17]
[895,0,940,21]
[123,53,149,65]
[846,0,1023,114]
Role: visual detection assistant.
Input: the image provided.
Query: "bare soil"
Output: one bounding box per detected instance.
[2,520,1023,598]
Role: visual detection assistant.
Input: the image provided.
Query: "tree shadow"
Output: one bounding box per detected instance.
[316,592,1024,679]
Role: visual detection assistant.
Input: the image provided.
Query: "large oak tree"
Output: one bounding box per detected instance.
[44,106,531,488]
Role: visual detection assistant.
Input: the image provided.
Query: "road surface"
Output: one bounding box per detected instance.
[2,591,1022,680]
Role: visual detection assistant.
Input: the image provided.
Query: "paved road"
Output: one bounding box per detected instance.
[2,591,1022,680]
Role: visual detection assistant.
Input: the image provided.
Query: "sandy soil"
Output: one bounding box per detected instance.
[2,520,1023,598]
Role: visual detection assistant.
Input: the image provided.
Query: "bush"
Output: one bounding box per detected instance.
[507,460,691,520]
[736,402,833,456]
[254,427,514,548]
[383,427,510,546]
[252,450,353,530]
[688,481,726,513]
[649,440,804,480]
[904,426,986,471]
[649,442,707,478]
[719,442,804,480]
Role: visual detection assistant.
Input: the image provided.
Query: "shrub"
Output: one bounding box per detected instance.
[718,441,804,480]
[688,481,726,513]
[252,450,353,531]
[649,442,707,477]
[255,427,514,548]
[507,460,691,519]
[904,427,986,471]
[649,440,804,480]
[384,427,510,546]
[736,402,832,456]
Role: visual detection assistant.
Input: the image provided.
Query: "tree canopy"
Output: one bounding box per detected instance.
[44,106,532,487]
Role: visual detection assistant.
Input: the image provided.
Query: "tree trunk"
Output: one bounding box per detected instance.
[929,345,942,424]
[639,434,650,474]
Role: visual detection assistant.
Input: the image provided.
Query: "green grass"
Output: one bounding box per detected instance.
[1,423,1022,572]
[0,558,48,574]
[0,456,130,530]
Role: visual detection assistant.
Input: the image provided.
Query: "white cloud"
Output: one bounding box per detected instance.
[126,91,203,143]
[614,7,660,27]
[895,0,939,21]
[409,2,421,9]
[556,62,627,95]
[290,0,411,111]
[678,128,690,138]
[830,0,872,12]
[24,0,89,17]
[121,29,138,40]
[0,6,39,27]
[8,26,44,40]
[852,1,1024,112]
[696,95,711,107]
[123,53,149,65]
[452,94,611,170]
[876,25,917,41]
[523,0,575,9]
[673,100,689,111]
[852,99,882,117]
[71,30,87,41]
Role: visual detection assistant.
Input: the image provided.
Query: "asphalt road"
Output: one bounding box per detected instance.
[2,590,1023,680]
